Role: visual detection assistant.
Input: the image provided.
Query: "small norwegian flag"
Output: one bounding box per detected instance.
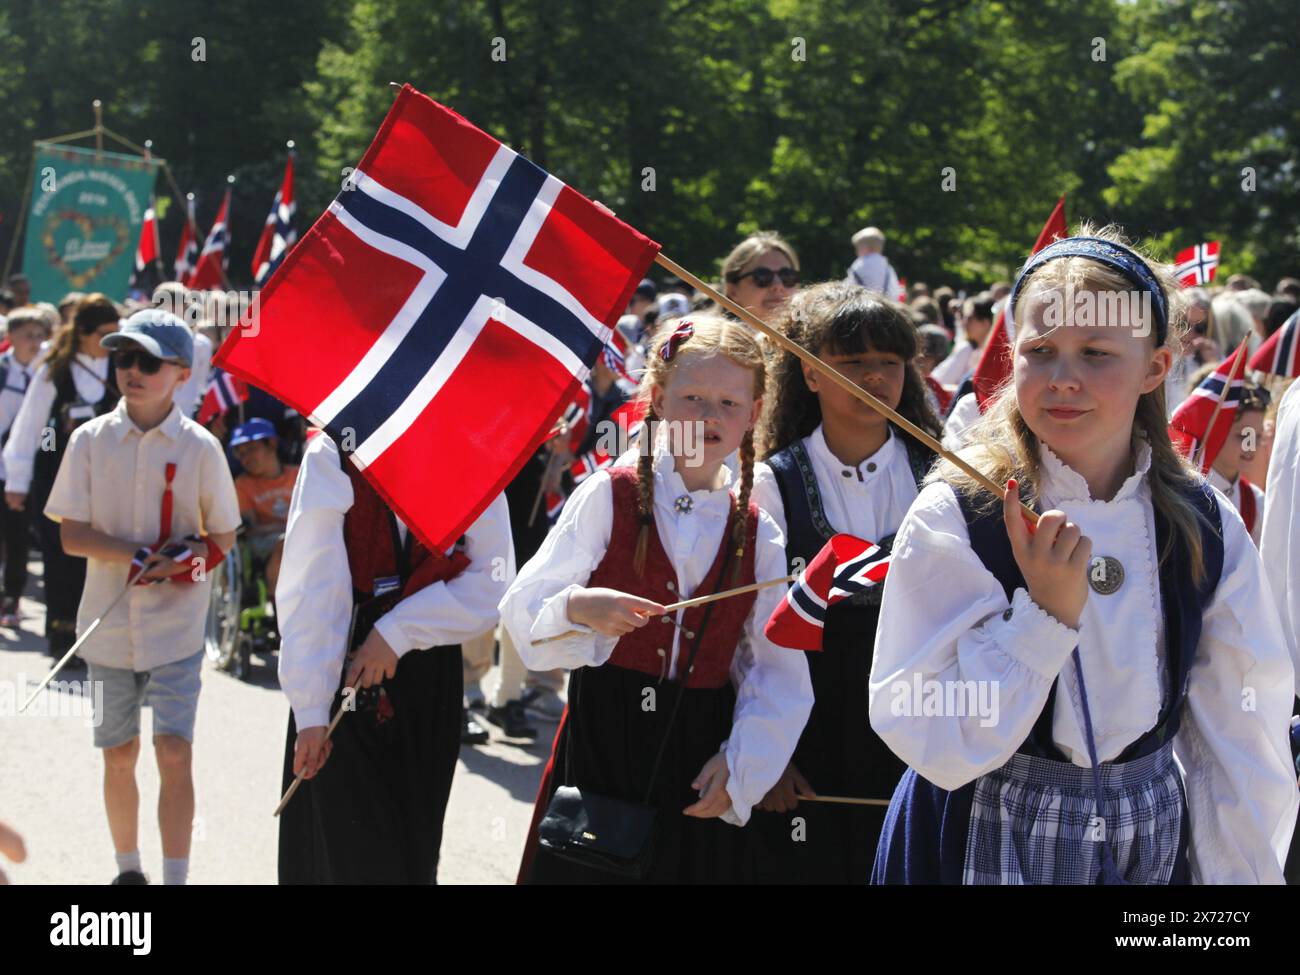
[1169,338,1249,473]
[897,277,908,303]
[1174,241,1220,287]
[253,152,297,286]
[188,187,231,291]
[569,398,647,485]
[130,201,162,291]
[1248,309,1300,379]
[602,328,634,382]
[764,533,890,652]
[174,195,199,282]
[198,367,250,425]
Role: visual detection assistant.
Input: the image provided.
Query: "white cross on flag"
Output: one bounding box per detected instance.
[1174,241,1220,287]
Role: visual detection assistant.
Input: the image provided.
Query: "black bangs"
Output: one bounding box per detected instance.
[817,292,918,360]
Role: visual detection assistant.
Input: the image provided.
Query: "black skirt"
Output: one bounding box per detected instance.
[745,601,902,884]
[278,644,463,884]
[522,662,747,884]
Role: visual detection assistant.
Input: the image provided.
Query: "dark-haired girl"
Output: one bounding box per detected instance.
[747,281,941,883]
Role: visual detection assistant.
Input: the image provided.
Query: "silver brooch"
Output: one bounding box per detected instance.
[1088,555,1124,595]
[674,494,693,514]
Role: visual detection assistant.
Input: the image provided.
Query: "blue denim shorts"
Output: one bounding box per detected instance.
[87,650,204,748]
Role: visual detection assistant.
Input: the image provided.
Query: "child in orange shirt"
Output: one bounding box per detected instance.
[230,419,297,590]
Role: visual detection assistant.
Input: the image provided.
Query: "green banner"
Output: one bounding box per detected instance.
[21,142,159,302]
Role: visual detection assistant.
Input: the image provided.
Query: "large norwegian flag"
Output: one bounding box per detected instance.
[214,85,659,551]
[1174,241,1220,287]
[188,188,231,290]
[197,367,250,425]
[1169,338,1249,474]
[252,152,297,286]
[764,533,889,652]
[174,195,199,282]
[1248,309,1300,379]
[971,195,1067,411]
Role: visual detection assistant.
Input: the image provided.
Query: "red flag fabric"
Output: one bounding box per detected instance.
[569,398,647,485]
[188,188,231,290]
[174,196,198,282]
[1174,242,1220,287]
[1168,338,1249,474]
[971,195,1068,413]
[134,203,159,272]
[214,85,660,552]
[1248,309,1300,379]
[763,533,889,652]
[252,153,296,286]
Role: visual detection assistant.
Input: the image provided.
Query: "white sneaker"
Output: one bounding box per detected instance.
[520,686,565,721]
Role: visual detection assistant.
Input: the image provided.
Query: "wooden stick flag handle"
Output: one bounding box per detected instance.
[654,253,1039,526]
[20,583,132,713]
[532,573,796,646]
[798,794,891,807]
[274,607,361,817]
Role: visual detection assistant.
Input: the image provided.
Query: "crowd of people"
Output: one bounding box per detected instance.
[1,216,1298,886]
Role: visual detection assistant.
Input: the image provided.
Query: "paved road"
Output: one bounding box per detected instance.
[0,561,551,885]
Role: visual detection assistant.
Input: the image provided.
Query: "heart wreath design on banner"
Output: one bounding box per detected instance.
[40,209,130,289]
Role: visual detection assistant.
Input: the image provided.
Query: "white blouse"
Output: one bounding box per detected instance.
[752,423,918,544]
[277,434,515,730]
[1260,379,1300,693]
[869,442,1297,883]
[3,353,112,494]
[1208,468,1265,547]
[499,449,814,826]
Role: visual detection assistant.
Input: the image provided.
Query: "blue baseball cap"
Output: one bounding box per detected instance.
[102,308,194,367]
[229,417,277,447]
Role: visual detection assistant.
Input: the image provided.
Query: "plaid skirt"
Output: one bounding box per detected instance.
[963,739,1185,885]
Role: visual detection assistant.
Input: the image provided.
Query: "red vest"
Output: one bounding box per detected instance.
[587,466,758,689]
[340,457,470,599]
[1238,476,1257,536]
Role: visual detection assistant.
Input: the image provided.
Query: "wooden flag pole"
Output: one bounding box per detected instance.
[20,584,132,712]
[274,608,360,816]
[797,795,891,807]
[532,573,796,646]
[653,253,1039,526]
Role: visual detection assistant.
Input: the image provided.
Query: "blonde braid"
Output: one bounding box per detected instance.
[633,403,657,577]
[730,428,755,585]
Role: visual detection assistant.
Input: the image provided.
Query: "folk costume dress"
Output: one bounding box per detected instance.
[747,424,933,883]
[277,434,514,884]
[870,443,1297,884]
[502,450,813,884]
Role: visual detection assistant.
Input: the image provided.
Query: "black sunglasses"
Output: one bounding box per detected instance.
[730,266,800,289]
[114,349,174,375]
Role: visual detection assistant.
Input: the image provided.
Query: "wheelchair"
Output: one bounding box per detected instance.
[204,529,280,680]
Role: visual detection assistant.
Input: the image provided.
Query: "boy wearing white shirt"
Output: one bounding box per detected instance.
[45,309,240,885]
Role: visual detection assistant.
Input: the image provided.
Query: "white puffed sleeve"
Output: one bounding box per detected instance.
[867,481,1080,791]
[373,492,515,657]
[275,435,355,730]
[498,469,619,671]
[1260,381,1300,690]
[1,362,57,495]
[749,460,787,535]
[721,508,813,826]
[1175,497,1298,884]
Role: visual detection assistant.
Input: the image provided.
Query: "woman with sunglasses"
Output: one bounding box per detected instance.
[721,232,801,323]
[3,294,120,661]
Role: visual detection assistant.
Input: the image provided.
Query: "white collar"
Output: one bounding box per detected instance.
[1207,468,1236,494]
[1038,440,1152,504]
[652,448,734,507]
[808,423,900,476]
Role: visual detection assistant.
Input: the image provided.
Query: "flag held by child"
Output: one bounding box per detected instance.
[1248,308,1300,379]
[1168,338,1249,473]
[764,533,890,652]
[1174,241,1220,287]
[215,84,660,552]
[198,367,250,426]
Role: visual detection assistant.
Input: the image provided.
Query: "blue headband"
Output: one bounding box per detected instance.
[1008,236,1169,345]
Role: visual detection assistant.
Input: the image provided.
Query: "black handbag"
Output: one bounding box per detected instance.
[536,541,736,879]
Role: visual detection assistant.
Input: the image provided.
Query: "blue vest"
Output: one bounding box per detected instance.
[872,476,1225,884]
